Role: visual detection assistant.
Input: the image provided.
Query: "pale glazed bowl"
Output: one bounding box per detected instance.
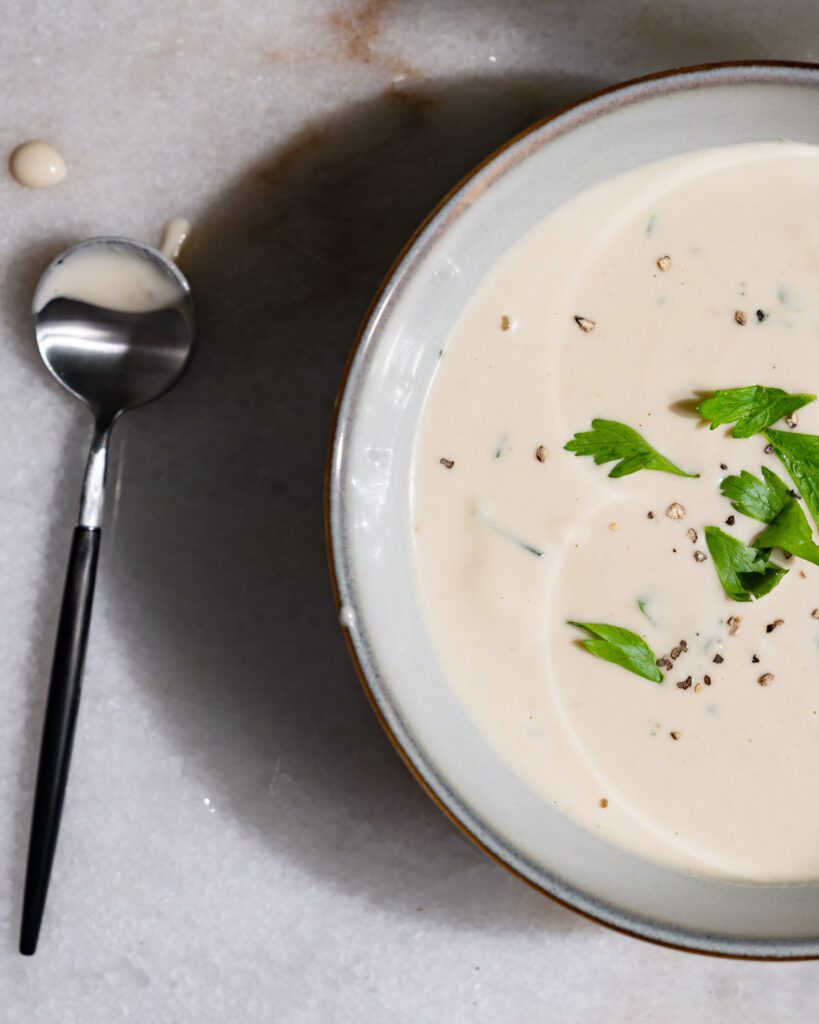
[327,62,819,958]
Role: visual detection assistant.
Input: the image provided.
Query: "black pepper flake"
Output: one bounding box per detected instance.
[720,463,728,471]
[756,309,767,322]
[704,674,712,686]
[725,515,736,526]
[676,676,692,690]
[439,457,455,469]
[766,618,784,633]
[752,654,760,664]
[789,489,802,500]
[713,654,724,664]
[647,510,655,520]
[764,444,774,455]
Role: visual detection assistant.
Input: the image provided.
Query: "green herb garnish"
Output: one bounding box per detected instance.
[721,467,819,565]
[637,598,655,625]
[504,536,544,558]
[755,501,819,566]
[703,526,787,602]
[720,465,790,523]
[568,621,662,682]
[762,429,819,533]
[475,506,544,558]
[564,419,698,478]
[697,386,815,438]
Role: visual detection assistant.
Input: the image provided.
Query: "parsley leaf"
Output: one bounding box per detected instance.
[703,526,787,602]
[762,429,819,533]
[720,466,790,523]
[568,621,663,682]
[637,598,655,625]
[697,386,815,438]
[720,466,819,565]
[564,419,698,478]
[755,500,819,566]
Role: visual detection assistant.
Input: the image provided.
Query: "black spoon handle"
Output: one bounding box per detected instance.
[20,526,101,956]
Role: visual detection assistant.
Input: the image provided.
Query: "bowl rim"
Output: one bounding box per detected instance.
[325,59,819,960]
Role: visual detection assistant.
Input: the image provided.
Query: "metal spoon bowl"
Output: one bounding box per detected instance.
[35,237,193,420]
[21,237,195,954]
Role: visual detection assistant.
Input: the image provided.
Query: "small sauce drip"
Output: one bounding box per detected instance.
[9,141,66,188]
[160,217,190,261]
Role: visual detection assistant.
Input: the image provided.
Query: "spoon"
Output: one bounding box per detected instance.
[20,237,195,955]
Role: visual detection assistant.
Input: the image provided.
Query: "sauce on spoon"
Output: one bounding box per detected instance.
[34,243,183,314]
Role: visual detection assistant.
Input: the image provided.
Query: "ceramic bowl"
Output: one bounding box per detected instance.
[327,62,819,958]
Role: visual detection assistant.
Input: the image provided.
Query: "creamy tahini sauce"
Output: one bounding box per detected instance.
[34,245,181,313]
[9,140,66,188]
[412,142,819,882]
[160,217,191,261]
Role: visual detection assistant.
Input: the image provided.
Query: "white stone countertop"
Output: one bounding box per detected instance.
[1,2,819,1020]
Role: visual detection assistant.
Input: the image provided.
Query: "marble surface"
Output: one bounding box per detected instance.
[1,1,819,1019]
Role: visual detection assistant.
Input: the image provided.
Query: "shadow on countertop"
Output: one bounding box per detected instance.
[107,72,604,933]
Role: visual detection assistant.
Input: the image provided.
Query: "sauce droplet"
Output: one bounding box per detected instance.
[9,140,66,189]
[160,217,191,261]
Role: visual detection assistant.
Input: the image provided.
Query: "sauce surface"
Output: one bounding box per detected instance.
[412,142,819,882]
